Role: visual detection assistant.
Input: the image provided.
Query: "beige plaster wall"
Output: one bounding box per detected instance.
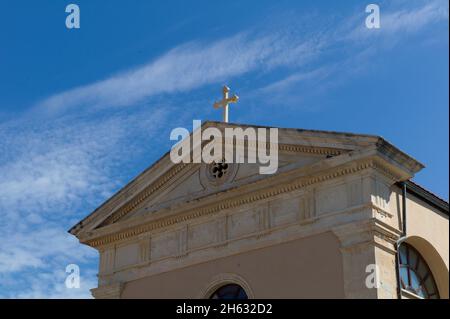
[406,197,448,267]
[390,186,449,298]
[121,232,345,299]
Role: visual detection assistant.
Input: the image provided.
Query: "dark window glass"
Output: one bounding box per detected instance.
[209,284,248,299]
[399,243,439,299]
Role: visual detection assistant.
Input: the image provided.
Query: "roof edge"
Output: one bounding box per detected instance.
[68,121,428,236]
[398,180,449,215]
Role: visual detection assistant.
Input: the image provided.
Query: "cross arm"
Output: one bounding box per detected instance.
[213,95,239,109]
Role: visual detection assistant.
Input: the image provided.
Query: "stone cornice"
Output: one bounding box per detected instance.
[82,156,402,248]
[91,282,123,299]
[100,163,189,227]
[70,122,424,240]
[279,143,343,155]
[375,139,424,174]
[332,217,401,255]
[96,202,399,287]
[103,144,342,227]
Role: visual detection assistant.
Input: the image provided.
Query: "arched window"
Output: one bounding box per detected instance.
[399,243,440,299]
[209,284,248,299]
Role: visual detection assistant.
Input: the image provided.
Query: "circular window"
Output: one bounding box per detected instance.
[208,159,229,180]
[200,157,238,188]
[209,284,248,299]
[399,243,440,299]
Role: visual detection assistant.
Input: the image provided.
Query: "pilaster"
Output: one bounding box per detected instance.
[333,219,401,299]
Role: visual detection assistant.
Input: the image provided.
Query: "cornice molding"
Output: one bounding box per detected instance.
[90,282,123,299]
[100,163,188,226]
[96,144,343,229]
[332,218,401,255]
[83,157,401,248]
[279,143,343,155]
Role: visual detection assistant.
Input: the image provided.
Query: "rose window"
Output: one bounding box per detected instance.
[209,160,229,179]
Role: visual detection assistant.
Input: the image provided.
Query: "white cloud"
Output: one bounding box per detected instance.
[32,1,447,118]
[11,268,98,299]
[36,32,325,114]
[348,0,449,41]
[252,0,448,109]
[0,227,94,273]
[383,0,448,32]
[0,107,170,298]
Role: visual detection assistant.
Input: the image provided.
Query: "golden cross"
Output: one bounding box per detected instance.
[213,85,239,123]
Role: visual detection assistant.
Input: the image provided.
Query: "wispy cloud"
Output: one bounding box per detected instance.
[27,0,448,118]
[253,0,448,111]
[348,0,449,40]
[34,1,447,118]
[36,31,327,114]
[10,267,98,299]
[0,107,170,298]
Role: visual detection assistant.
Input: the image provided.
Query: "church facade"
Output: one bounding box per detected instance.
[70,121,449,299]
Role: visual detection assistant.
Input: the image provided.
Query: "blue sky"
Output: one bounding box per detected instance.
[0,0,448,298]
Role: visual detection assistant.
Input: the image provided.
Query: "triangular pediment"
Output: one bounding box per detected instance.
[69,121,423,238]
[116,151,332,222]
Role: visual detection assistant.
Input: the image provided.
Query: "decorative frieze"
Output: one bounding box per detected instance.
[188,220,217,250]
[85,158,403,248]
[138,236,151,263]
[99,248,115,275]
[215,216,228,246]
[269,196,299,227]
[299,190,316,223]
[151,231,179,260]
[228,209,259,239]
[115,242,139,270]
[374,177,391,212]
[316,183,348,216]
[258,205,270,233]
[178,225,188,257]
[346,178,363,207]
[96,145,343,230]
